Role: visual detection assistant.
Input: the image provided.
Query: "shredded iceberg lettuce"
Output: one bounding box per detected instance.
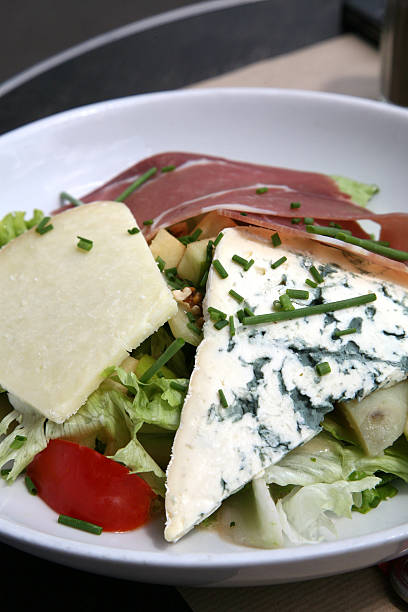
[0,362,188,497]
[216,432,408,548]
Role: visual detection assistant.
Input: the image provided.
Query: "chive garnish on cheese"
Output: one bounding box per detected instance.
[242,293,377,325]
[286,289,309,300]
[228,289,244,303]
[333,327,357,338]
[36,216,53,235]
[77,236,93,251]
[218,389,228,407]
[271,256,287,269]
[212,259,228,279]
[279,294,295,311]
[309,265,324,284]
[315,362,331,376]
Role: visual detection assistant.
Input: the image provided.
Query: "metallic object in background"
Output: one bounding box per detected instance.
[380,0,408,106]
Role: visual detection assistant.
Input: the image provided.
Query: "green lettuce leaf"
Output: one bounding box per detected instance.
[331,175,379,208]
[103,365,188,431]
[0,209,44,247]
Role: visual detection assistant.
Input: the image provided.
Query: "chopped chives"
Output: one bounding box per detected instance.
[213,232,224,247]
[333,327,357,338]
[143,219,154,226]
[228,289,244,303]
[306,224,352,238]
[10,435,26,449]
[244,258,255,271]
[156,256,166,272]
[271,232,281,247]
[290,202,301,209]
[305,278,318,288]
[60,191,84,207]
[170,381,188,392]
[279,294,295,311]
[291,218,301,224]
[242,293,377,325]
[244,306,254,317]
[208,306,227,321]
[240,212,248,216]
[303,217,314,225]
[214,319,229,330]
[316,362,331,376]
[329,221,342,229]
[374,240,390,247]
[127,227,140,235]
[273,300,283,311]
[179,228,203,245]
[187,322,202,336]
[232,254,250,269]
[256,187,268,194]
[36,223,54,235]
[77,236,93,251]
[199,268,209,288]
[190,228,203,241]
[115,166,157,202]
[309,265,324,284]
[218,388,228,407]
[161,165,176,172]
[25,475,37,495]
[335,232,408,262]
[139,338,185,383]
[212,259,228,279]
[271,256,287,269]
[236,309,245,323]
[186,311,196,323]
[35,216,53,235]
[58,514,103,535]
[286,289,309,300]
[229,315,235,337]
[206,240,214,261]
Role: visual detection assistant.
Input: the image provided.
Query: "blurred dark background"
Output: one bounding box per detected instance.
[0,0,204,83]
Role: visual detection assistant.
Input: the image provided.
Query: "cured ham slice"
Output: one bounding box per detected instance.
[75,151,406,252]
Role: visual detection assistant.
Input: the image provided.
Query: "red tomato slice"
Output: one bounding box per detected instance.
[27,439,156,532]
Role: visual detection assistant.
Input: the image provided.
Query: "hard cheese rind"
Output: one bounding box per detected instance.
[0,201,176,423]
[165,227,408,542]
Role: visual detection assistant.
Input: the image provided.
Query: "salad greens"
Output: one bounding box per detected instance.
[0,171,407,549]
[0,328,189,495]
[331,176,379,208]
[217,430,408,547]
[0,209,44,248]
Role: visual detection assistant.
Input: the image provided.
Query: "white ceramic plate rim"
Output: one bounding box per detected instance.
[1,87,408,578]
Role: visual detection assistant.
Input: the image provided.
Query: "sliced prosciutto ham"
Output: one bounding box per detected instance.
[74,151,407,251]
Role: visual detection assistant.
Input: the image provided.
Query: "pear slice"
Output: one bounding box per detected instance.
[339,380,408,456]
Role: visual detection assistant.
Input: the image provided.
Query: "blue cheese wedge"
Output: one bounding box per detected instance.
[0,201,176,423]
[164,227,408,542]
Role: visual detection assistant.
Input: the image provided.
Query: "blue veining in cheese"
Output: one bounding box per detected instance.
[164,227,408,542]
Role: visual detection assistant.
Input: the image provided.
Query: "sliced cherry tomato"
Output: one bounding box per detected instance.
[27,439,156,532]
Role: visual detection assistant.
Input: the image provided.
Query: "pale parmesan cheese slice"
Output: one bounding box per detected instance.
[0,201,177,423]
